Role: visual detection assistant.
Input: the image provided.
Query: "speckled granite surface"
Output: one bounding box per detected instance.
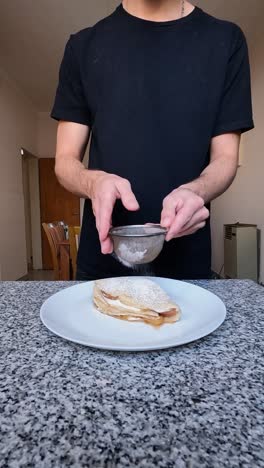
[0,280,263,468]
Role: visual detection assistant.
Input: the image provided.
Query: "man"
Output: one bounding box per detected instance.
[51,0,254,280]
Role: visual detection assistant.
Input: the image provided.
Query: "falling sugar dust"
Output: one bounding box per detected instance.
[113,242,155,276]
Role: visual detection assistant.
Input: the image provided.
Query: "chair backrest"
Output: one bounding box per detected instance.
[42,222,67,280]
[68,226,81,279]
[53,221,68,240]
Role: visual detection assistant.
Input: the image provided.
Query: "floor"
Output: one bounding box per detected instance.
[19,270,55,281]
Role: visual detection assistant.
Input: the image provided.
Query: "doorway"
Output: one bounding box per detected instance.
[21,148,42,274]
[39,158,81,269]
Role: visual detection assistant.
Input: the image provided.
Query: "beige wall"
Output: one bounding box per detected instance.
[211,39,264,283]
[0,68,37,280]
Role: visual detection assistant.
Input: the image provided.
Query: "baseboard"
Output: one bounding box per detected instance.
[211,271,224,280]
[17,274,29,281]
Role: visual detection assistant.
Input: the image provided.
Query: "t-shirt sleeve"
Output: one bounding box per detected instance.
[212,25,254,137]
[51,34,92,126]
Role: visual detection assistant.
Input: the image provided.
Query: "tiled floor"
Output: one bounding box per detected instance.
[19,270,55,281]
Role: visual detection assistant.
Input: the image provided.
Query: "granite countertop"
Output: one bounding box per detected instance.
[0,280,263,468]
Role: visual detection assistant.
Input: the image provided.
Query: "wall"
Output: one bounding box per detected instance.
[0,68,37,280]
[211,40,264,282]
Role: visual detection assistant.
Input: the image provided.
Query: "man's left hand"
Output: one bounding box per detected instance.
[160,188,210,241]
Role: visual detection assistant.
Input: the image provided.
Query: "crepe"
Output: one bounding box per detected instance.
[93,277,181,326]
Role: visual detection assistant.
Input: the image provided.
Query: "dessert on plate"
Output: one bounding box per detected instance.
[93,277,181,326]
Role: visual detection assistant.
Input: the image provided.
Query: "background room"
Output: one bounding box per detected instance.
[0,0,263,282]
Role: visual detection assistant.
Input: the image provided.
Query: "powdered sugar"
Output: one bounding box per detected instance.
[96,277,175,313]
[117,243,147,267]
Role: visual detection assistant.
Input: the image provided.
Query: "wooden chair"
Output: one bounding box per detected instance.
[68,226,81,279]
[42,222,70,280]
[53,221,68,239]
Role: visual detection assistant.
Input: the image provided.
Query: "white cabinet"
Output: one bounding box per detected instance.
[224,224,258,281]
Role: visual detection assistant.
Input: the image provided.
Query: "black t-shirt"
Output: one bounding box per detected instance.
[51,5,254,280]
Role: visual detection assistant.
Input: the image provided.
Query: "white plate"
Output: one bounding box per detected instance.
[40,277,226,351]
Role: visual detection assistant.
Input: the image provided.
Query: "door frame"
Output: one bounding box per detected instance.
[21,148,42,271]
[39,157,81,269]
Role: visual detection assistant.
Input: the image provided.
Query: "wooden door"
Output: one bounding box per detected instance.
[39,158,81,269]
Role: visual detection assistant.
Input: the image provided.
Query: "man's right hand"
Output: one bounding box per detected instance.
[54,122,139,255]
[89,172,139,254]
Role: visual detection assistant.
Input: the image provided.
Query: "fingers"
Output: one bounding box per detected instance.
[93,193,115,254]
[101,237,113,255]
[166,206,209,241]
[178,206,209,232]
[175,221,206,238]
[116,179,140,211]
[92,176,139,255]
[98,201,114,243]
[160,195,183,228]
[165,194,205,241]
[99,180,139,253]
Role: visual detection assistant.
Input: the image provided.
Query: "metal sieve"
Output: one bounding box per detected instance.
[109,225,167,266]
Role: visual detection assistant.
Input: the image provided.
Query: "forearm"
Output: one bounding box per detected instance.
[55,156,104,199]
[181,156,238,204]
[181,133,240,204]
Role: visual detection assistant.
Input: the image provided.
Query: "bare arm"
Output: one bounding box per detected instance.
[55,121,139,253]
[180,132,240,204]
[55,120,96,198]
[161,132,240,240]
